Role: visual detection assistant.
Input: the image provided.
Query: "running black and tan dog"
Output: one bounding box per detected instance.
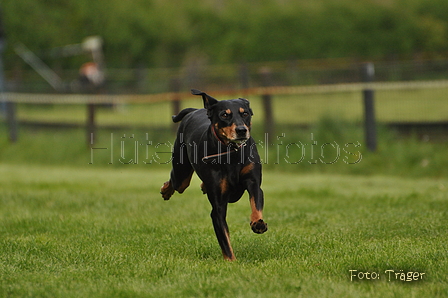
[161,89,268,261]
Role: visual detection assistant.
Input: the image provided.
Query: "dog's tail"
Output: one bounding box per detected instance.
[172,108,198,123]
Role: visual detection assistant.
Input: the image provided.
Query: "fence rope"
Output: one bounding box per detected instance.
[4,79,448,104]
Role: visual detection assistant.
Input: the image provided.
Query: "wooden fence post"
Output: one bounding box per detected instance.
[170,77,181,133]
[260,67,274,137]
[362,62,377,152]
[6,101,18,143]
[87,103,96,146]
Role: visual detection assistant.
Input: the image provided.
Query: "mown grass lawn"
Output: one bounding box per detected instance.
[1,164,447,297]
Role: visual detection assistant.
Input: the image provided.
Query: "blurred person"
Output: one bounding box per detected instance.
[79,62,104,93]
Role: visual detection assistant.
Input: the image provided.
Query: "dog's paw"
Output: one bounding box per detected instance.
[250,219,268,234]
[160,181,175,200]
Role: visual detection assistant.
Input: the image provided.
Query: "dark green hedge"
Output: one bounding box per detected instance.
[3,0,448,68]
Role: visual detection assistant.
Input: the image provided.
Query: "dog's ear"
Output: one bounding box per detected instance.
[239,98,253,116]
[191,89,218,110]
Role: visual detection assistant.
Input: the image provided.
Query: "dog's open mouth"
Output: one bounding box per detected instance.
[232,137,249,145]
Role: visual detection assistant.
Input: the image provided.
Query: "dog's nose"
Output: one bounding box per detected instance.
[235,126,248,136]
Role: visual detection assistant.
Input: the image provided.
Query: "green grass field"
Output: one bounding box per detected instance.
[2,87,448,297]
[1,163,447,297]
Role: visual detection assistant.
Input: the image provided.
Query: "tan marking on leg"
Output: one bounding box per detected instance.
[222,230,236,261]
[250,196,263,223]
[240,162,254,176]
[220,178,228,194]
[250,197,268,233]
[160,180,175,200]
[200,182,207,194]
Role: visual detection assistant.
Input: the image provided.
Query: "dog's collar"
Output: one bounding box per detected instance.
[211,125,228,147]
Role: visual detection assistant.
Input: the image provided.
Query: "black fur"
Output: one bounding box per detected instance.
[161,89,267,260]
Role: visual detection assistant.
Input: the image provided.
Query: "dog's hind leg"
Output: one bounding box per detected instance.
[161,166,194,200]
[161,135,194,200]
[160,180,175,200]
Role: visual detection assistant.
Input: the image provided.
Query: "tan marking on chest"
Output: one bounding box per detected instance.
[220,177,228,194]
[240,162,254,175]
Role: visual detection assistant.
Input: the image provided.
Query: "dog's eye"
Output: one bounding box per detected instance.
[242,112,249,117]
[221,112,229,119]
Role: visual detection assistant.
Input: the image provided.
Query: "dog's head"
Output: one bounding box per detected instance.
[192,89,253,145]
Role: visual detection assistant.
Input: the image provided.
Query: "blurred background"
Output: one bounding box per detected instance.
[0,0,447,176]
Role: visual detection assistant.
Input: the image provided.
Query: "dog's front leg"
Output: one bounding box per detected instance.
[246,181,268,234]
[209,199,235,261]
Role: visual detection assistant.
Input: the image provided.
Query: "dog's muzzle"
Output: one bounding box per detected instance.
[234,126,249,144]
